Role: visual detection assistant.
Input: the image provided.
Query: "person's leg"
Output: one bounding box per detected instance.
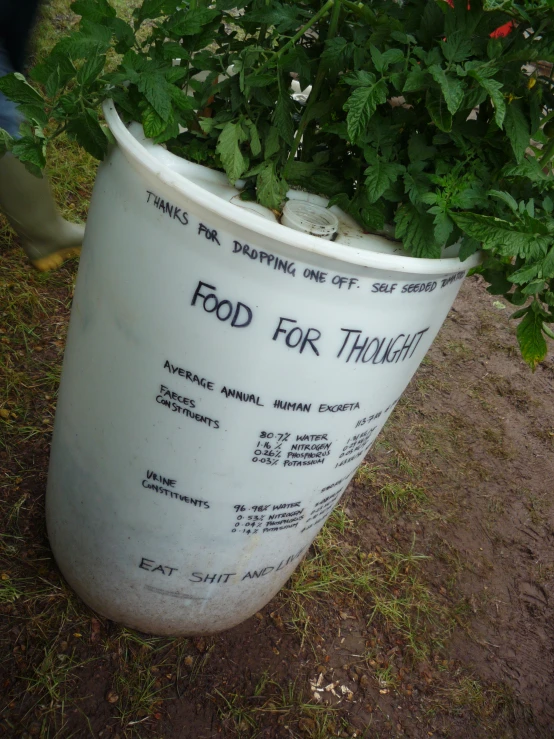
[0,40,85,272]
[0,43,24,137]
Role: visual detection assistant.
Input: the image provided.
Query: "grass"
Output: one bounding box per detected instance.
[427,675,532,733]
[213,678,346,739]
[379,482,427,514]
[285,508,450,662]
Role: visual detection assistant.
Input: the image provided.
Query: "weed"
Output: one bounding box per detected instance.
[214,690,259,737]
[373,663,398,690]
[379,482,427,515]
[286,515,450,661]
[354,464,380,486]
[433,676,520,725]
[21,645,96,733]
[445,340,473,359]
[0,573,27,604]
[526,492,550,526]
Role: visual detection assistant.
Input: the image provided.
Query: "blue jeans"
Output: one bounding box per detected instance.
[0,41,23,137]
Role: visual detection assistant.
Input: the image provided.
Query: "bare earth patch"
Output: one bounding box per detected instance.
[1,247,553,738]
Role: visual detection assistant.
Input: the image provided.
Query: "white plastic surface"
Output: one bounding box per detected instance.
[45,102,480,635]
[281,200,339,239]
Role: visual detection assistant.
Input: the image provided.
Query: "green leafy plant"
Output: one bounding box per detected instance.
[1,0,554,367]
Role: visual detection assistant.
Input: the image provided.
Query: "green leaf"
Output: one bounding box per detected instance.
[404,169,432,205]
[67,109,109,160]
[418,1,444,45]
[452,212,551,257]
[76,55,106,86]
[71,0,115,22]
[382,49,404,68]
[109,17,135,52]
[451,184,486,209]
[487,37,502,60]
[345,79,388,144]
[286,161,317,181]
[343,71,376,88]
[244,120,261,157]
[273,92,295,146]
[256,162,287,211]
[359,202,386,232]
[369,45,383,72]
[31,53,75,89]
[458,236,480,261]
[542,247,554,278]
[56,23,112,58]
[395,203,440,258]
[408,133,436,163]
[508,287,527,306]
[142,105,167,139]
[0,73,44,106]
[483,266,512,295]
[244,74,278,89]
[216,122,248,184]
[511,307,530,320]
[44,68,62,98]
[321,37,348,75]
[137,74,172,121]
[134,0,171,24]
[198,117,217,134]
[517,305,547,370]
[151,111,179,145]
[391,31,416,45]
[428,65,464,115]
[426,88,452,132]
[364,159,405,204]
[440,31,473,62]
[521,279,545,296]
[503,158,549,182]
[15,104,48,127]
[10,136,47,176]
[0,129,13,157]
[264,126,281,159]
[246,3,304,31]
[508,263,540,284]
[489,189,518,213]
[169,7,219,35]
[420,191,438,205]
[403,68,428,92]
[169,85,194,112]
[470,73,505,128]
[504,103,530,164]
[162,65,187,84]
[431,209,454,245]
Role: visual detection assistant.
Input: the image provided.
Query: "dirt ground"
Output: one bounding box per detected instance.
[1,243,553,739]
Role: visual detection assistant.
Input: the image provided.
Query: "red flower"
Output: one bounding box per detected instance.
[490,20,514,38]
[442,1,515,37]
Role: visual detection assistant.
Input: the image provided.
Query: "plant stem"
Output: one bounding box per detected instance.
[258,23,268,45]
[539,137,554,166]
[283,0,342,176]
[257,0,271,45]
[255,0,335,76]
[341,0,375,22]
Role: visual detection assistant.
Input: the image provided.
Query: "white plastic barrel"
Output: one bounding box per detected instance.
[45,102,481,635]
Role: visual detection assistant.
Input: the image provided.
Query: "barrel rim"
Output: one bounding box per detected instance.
[103,100,482,276]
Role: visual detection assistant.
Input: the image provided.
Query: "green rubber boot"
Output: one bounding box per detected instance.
[0,154,85,272]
